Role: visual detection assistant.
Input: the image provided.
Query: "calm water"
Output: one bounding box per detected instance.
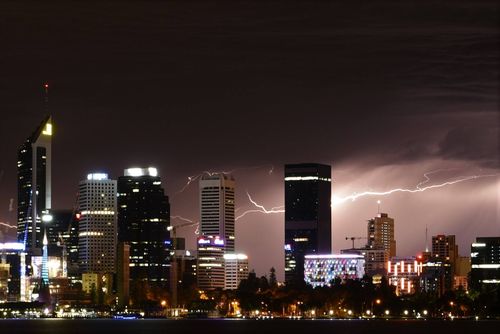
[1,319,498,334]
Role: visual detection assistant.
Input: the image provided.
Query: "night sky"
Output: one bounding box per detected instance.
[0,0,498,279]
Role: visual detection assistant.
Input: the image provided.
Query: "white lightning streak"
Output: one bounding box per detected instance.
[171,216,199,234]
[416,168,458,190]
[333,173,499,205]
[0,222,16,229]
[234,171,499,220]
[235,192,284,221]
[171,215,196,224]
[175,165,274,194]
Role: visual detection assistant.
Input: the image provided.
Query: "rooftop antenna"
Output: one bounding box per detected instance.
[43,82,49,115]
[425,225,429,252]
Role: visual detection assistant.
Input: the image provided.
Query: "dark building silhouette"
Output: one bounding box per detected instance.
[117,168,171,290]
[17,115,52,254]
[284,163,332,283]
[471,237,500,291]
[46,209,72,257]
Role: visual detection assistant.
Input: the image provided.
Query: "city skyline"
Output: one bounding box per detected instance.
[0,0,498,281]
[1,132,497,281]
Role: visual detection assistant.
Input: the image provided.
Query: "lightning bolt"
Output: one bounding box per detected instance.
[332,172,499,205]
[235,192,284,221]
[233,171,499,220]
[175,164,274,194]
[171,215,200,234]
[416,168,458,190]
[0,222,16,229]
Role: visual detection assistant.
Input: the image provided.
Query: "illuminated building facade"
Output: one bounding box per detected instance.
[78,173,117,274]
[117,167,171,288]
[367,213,396,258]
[284,163,332,283]
[224,253,249,290]
[470,237,500,290]
[197,236,225,290]
[0,262,9,302]
[199,174,235,252]
[387,256,423,295]
[17,115,52,254]
[341,247,389,277]
[304,254,364,288]
[0,243,24,302]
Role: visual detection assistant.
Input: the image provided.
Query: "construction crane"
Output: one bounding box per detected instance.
[345,236,367,249]
[167,221,198,309]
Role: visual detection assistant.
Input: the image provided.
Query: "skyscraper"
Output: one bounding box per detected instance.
[284,163,332,283]
[17,115,52,254]
[199,174,235,251]
[367,213,396,257]
[117,167,171,288]
[78,173,117,274]
[197,174,235,290]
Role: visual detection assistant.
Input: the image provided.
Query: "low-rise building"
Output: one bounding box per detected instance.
[224,253,249,290]
[304,254,365,288]
[387,256,423,295]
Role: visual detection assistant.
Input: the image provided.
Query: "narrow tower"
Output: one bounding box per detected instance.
[284,163,332,284]
[17,85,52,255]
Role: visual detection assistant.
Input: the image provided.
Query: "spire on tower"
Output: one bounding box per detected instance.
[425,225,429,252]
[43,82,49,115]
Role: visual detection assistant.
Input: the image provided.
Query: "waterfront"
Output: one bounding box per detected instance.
[1,319,499,334]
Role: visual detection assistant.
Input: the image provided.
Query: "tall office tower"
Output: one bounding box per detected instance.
[284,163,332,283]
[17,115,53,254]
[432,235,458,264]
[224,253,249,290]
[78,173,117,274]
[117,167,171,288]
[199,174,236,251]
[367,213,396,257]
[470,237,500,290]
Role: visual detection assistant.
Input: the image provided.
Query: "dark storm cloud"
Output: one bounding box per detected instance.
[439,124,499,167]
